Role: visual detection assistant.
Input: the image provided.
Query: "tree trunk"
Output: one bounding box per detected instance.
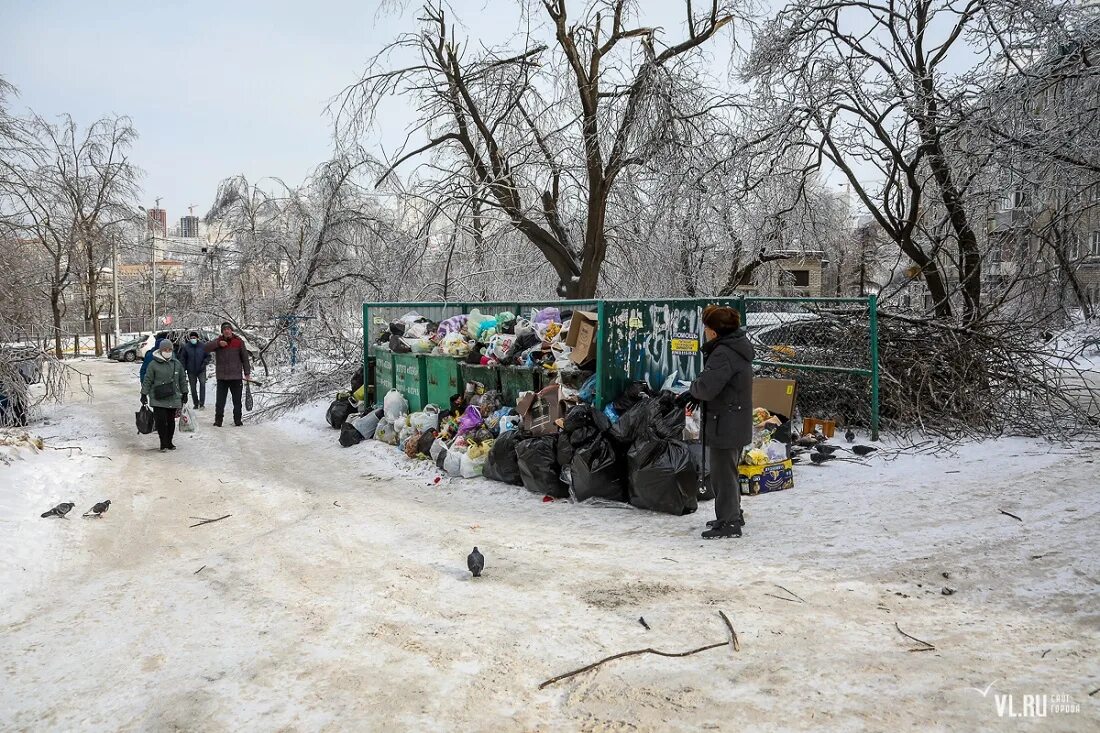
[50,291,63,360]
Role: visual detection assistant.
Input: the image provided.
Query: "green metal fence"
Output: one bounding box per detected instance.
[363,296,880,439]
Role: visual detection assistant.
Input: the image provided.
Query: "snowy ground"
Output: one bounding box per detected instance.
[1,360,1098,731]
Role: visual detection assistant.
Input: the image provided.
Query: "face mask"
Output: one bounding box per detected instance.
[189,338,198,344]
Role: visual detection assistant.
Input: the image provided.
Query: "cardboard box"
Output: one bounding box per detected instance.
[753,378,797,418]
[565,311,598,365]
[516,384,569,436]
[738,459,794,495]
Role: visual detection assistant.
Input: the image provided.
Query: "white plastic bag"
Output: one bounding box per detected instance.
[429,438,449,462]
[375,418,399,446]
[410,405,440,432]
[383,389,409,422]
[353,409,384,440]
[178,406,196,433]
[683,411,700,441]
[444,448,465,477]
[461,451,486,479]
[498,415,521,434]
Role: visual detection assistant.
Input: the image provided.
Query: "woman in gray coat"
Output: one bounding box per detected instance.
[687,305,754,539]
[140,339,189,452]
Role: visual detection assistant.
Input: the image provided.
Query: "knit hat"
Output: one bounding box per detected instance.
[701,305,741,335]
[221,321,233,331]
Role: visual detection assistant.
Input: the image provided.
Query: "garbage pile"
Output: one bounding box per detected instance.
[372,307,595,373]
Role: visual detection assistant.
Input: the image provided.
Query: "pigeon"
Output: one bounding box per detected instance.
[83,500,111,518]
[467,547,484,578]
[814,444,840,456]
[852,445,879,456]
[794,435,819,448]
[41,502,74,519]
[845,428,856,443]
[809,452,835,465]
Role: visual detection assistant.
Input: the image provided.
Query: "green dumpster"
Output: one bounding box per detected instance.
[459,363,500,394]
[373,350,396,405]
[392,353,428,412]
[499,366,542,407]
[424,355,462,410]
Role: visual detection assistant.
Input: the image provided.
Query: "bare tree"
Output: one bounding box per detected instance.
[745,0,1083,324]
[338,1,748,298]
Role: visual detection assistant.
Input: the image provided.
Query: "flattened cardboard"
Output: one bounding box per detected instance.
[753,378,797,418]
[517,384,568,436]
[565,311,598,365]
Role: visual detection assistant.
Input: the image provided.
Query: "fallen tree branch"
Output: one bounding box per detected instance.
[539,611,737,689]
[894,622,936,652]
[719,610,740,652]
[775,584,806,603]
[189,514,231,528]
[999,509,1023,522]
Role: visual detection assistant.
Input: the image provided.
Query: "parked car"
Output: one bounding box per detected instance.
[108,338,143,362]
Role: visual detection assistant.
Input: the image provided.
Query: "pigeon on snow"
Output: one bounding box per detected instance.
[83,500,111,518]
[41,502,75,519]
[814,444,840,456]
[852,445,879,456]
[845,429,856,443]
[809,452,835,465]
[467,547,484,578]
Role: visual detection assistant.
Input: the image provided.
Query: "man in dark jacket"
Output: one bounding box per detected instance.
[178,330,212,410]
[686,305,754,539]
[204,321,251,427]
[139,336,166,384]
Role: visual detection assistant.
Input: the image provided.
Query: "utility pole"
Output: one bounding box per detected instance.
[112,238,121,340]
[151,196,161,332]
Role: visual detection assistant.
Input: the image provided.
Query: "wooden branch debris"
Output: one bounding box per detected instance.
[895,622,936,652]
[774,584,806,603]
[193,565,206,574]
[719,610,740,652]
[539,611,739,689]
[999,509,1023,522]
[188,514,231,528]
[764,593,801,603]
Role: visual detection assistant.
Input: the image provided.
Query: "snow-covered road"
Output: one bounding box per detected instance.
[1,360,1097,731]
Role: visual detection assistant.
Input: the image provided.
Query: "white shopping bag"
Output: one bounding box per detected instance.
[179,405,197,433]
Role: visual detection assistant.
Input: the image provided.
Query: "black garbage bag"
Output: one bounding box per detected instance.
[628,440,699,515]
[484,430,525,486]
[326,398,354,429]
[612,381,653,415]
[556,435,575,466]
[435,447,449,471]
[388,321,407,337]
[608,396,652,447]
[516,435,568,498]
[339,421,364,447]
[135,405,155,435]
[389,333,411,353]
[416,429,438,457]
[570,436,627,502]
[686,442,715,502]
[563,404,610,441]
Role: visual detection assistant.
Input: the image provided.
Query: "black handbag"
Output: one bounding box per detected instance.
[153,382,175,399]
[245,382,254,411]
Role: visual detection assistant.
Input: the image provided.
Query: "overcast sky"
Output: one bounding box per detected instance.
[2,0,740,226]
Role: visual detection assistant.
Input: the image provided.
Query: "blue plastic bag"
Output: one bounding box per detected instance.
[579,374,598,403]
[603,403,620,425]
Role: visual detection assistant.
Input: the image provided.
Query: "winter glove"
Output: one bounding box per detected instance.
[674,391,698,410]
[140,394,148,405]
[175,408,182,419]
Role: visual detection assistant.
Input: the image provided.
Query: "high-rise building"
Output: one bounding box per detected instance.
[179,215,199,238]
[147,208,167,238]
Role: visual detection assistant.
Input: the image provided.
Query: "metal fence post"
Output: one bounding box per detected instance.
[73,334,79,358]
[594,300,607,409]
[362,304,370,404]
[869,294,880,441]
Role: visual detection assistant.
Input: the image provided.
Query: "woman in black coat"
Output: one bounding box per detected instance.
[686,305,754,539]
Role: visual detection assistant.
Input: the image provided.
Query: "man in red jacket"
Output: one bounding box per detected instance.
[204,321,251,427]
